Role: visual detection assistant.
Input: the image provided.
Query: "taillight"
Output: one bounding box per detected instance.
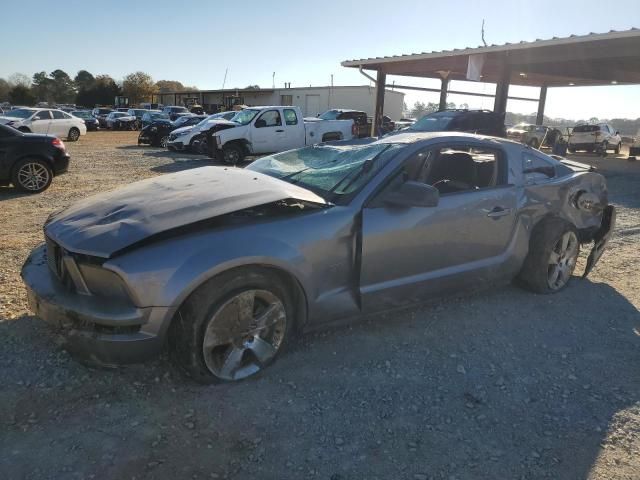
[52,138,66,150]
[351,122,357,136]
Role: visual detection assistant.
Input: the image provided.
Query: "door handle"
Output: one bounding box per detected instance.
[485,207,512,218]
[275,129,284,133]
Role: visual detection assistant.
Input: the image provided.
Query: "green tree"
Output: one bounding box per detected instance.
[49,69,76,103]
[0,78,10,102]
[122,71,156,104]
[9,85,36,105]
[31,71,53,103]
[75,75,121,107]
[74,70,96,91]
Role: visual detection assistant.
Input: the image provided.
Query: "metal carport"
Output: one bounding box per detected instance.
[341,29,640,134]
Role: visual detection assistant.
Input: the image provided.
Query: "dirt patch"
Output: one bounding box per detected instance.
[1,132,639,479]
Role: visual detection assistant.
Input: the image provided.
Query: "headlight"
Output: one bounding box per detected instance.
[77,263,132,303]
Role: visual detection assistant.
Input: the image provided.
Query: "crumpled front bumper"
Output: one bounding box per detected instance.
[583,205,616,277]
[21,244,176,367]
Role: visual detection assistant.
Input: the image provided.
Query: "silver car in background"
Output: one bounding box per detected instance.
[22,133,615,383]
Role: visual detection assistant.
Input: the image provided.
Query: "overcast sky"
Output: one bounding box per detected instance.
[3,0,640,119]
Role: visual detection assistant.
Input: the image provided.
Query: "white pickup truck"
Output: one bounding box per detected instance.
[208,106,355,163]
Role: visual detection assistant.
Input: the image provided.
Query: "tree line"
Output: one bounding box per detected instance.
[407,100,640,136]
[0,70,199,107]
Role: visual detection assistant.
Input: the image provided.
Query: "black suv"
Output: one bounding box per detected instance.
[0,124,70,193]
[404,109,506,137]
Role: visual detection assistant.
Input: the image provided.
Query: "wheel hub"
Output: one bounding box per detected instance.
[202,289,286,381]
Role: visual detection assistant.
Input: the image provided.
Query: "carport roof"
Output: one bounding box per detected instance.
[341,29,640,87]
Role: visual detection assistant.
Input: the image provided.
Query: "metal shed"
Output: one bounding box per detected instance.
[341,29,640,133]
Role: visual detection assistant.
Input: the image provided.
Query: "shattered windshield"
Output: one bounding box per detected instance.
[231,109,259,125]
[247,143,402,204]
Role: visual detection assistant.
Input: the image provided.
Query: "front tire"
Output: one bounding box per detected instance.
[517,218,580,294]
[222,143,245,164]
[169,268,295,384]
[12,158,53,193]
[615,142,622,155]
[68,127,80,141]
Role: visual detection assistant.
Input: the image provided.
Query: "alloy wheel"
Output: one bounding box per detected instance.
[17,162,51,191]
[202,289,287,381]
[160,136,169,148]
[547,231,579,290]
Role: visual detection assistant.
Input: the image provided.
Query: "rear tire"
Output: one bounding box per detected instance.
[160,136,169,148]
[517,218,580,294]
[11,157,53,193]
[169,268,295,384]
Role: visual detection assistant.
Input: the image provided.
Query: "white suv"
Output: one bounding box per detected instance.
[569,123,622,154]
[0,108,87,141]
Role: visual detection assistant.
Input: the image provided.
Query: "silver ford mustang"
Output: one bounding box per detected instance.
[22,132,615,383]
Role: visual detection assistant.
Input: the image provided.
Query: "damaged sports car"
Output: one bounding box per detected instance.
[22,132,615,383]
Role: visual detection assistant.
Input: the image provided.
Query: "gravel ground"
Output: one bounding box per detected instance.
[1,131,639,480]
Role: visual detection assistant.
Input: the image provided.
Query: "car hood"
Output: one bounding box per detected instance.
[193,119,237,133]
[44,166,328,258]
[170,125,193,135]
[0,115,24,124]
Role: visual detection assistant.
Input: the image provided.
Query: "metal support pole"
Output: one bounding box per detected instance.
[493,63,511,117]
[536,86,547,125]
[372,70,386,137]
[439,77,449,111]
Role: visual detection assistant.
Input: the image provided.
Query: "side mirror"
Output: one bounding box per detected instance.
[383,181,439,208]
[255,119,267,128]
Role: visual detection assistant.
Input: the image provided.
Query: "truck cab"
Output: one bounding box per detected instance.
[211,106,354,164]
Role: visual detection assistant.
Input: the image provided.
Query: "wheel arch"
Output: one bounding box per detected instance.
[11,154,55,177]
[166,262,309,337]
[322,131,343,142]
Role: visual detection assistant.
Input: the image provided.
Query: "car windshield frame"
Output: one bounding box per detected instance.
[246,143,403,204]
[231,109,260,125]
[4,108,35,119]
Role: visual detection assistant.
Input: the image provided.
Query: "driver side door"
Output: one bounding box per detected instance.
[360,142,518,312]
[250,109,288,154]
[30,110,52,134]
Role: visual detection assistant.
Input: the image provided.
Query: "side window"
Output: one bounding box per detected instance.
[255,110,282,128]
[423,145,503,194]
[522,152,556,183]
[52,111,65,119]
[33,110,51,120]
[283,109,298,126]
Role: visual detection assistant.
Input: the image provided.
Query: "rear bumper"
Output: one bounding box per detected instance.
[21,244,175,366]
[53,153,71,175]
[583,205,616,277]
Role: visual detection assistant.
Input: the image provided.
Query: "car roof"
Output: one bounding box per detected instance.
[373,131,517,146]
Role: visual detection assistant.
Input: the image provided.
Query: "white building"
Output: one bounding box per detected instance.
[154,85,405,120]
